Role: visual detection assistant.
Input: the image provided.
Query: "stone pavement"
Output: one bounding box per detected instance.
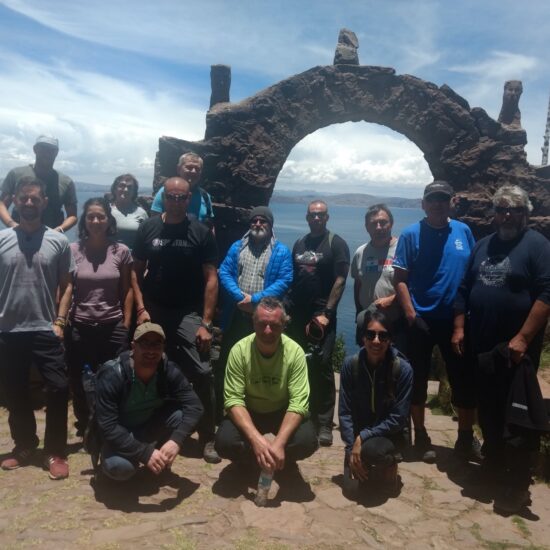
[0,376,549,549]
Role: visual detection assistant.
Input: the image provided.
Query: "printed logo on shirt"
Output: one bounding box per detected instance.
[479,255,511,287]
[251,375,282,386]
[152,238,191,248]
[295,250,324,274]
[364,256,394,274]
[455,239,464,251]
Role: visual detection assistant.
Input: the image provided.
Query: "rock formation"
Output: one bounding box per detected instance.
[333,28,359,65]
[153,31,550,254]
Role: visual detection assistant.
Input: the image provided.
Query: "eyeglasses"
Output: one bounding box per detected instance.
[365,329,390,342]
[164,192,189,203]
[116,182,134,190]
[307,212,328,219]
[494,206,525,215]
[250,217,268,226]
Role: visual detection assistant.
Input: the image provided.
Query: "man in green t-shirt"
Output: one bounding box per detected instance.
[215,297,318,474]
[0,135,77,232]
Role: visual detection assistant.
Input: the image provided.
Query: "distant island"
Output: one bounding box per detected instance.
[271,191,421,209]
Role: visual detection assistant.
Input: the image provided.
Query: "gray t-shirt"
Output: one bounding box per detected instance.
[0,226,75,332]
[1,164,77,228]
[110,204,148,250]
[351,238,400,321]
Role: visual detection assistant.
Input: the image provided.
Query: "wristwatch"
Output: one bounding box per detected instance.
[201,320,214,333]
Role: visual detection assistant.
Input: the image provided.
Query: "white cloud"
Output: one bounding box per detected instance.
[277,122,432,194]
[449,51,538,81]
[0,52,206,185]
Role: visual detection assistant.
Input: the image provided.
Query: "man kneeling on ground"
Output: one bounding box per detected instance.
[95,323,203,481]
[339,310,413,496]
[215,297,318,476]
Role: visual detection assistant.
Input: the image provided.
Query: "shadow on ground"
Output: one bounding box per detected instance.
[91,469,199,512]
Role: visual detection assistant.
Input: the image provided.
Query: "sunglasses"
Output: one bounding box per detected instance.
[164,192,189,202]
[494,206,525,215]
[307,212,328,219]
[365,329,390,342]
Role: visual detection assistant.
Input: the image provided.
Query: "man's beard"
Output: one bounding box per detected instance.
[18,207,40,222]
[250,227,269,243]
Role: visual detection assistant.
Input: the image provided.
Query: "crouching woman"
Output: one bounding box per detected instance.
[339,310,413,496]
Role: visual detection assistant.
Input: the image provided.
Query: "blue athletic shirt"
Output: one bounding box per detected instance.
[393,219,474,320]
[150,186,213,222]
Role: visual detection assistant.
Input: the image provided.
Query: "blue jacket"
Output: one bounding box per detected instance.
[338,346,412,454]
[219,238,293,328]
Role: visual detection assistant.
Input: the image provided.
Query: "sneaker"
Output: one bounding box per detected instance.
[318,425,333,447]
[1,448,35,470]
[494,487,531,514]
[454,435,483,462]
[414,430,436,463]
[203,440,221,464]
[45,455,69,480]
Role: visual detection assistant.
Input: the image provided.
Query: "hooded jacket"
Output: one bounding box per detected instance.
[95,350,203,464]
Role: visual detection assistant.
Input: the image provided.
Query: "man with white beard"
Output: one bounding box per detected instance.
[217,207,293,421]
[453,184,550,514]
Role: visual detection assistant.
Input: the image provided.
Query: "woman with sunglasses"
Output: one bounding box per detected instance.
[65,197,133,437]
[339,310,413,497]
[109,174,148,250]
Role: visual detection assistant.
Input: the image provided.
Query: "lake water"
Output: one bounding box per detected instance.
[67,192,424,354]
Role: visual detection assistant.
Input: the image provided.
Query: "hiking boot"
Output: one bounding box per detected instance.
[494,487,531,514]
[45,455,69,480]
[202,440,221,464]
[414,430,436,463]
[1,448,35,470]
[318,425,333,447]
[454,434,483,462]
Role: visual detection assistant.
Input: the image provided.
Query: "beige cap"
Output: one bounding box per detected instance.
[133,322,165,342]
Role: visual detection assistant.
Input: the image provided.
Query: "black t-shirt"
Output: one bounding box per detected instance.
[133,216,218,309]
[288,231,350,315]
[457,229,550,355]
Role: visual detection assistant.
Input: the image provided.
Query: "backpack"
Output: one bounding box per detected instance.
[83,361,123,471]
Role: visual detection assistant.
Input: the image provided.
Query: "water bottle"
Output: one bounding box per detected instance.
[254,469,273,507]
[82,364,96,410]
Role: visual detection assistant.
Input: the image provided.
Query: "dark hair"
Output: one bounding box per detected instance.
[365,203,394,225]
[14,176,46,198]
[78,197,117,241]
[111,174,139,203]
[362,309,393,339]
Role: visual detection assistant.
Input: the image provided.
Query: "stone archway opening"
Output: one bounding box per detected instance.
[276,121,431,199]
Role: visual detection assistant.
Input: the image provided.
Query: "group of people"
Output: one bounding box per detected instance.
[0,136,548,515]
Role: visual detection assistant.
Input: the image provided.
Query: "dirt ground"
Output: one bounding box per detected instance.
[1,377,549,550]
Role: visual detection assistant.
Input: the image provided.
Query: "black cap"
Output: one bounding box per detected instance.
[249,206,274,227]
[423,180,453,200]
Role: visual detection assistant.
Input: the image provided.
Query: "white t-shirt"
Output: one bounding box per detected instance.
[351,238,400,321]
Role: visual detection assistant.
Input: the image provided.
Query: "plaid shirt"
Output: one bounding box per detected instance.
[238,237,273,295]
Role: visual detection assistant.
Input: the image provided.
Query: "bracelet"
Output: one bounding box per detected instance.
[137,307,146,316]
[54,318,66,328]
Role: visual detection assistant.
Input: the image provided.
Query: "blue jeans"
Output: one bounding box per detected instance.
[101,404,183,481]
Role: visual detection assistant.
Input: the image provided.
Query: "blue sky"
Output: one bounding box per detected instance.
[0,0,548,198]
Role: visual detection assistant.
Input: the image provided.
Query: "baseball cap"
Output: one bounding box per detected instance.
[35,135,59,148]
[423,181,453,200]
[133,322,166,342]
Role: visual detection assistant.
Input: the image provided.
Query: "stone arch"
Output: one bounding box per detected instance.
[155,64,550,251]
